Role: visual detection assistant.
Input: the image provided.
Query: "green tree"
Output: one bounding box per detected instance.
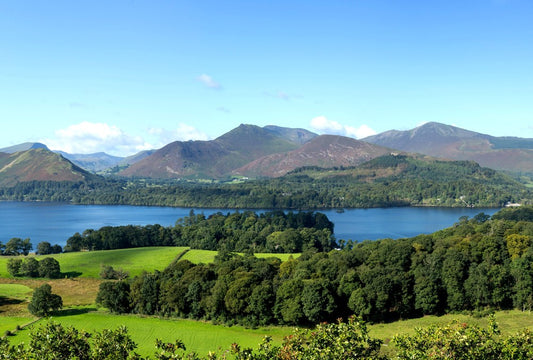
[301,279,336,323]
[38,257,61,278]
[506,234,532,260]
[96,281,131,314]
[6,258,22,277]
[21,257,39,277]
[4,237,23,256]
[28,284,63,317]
[36,241,52,255]
[21,238,33,256]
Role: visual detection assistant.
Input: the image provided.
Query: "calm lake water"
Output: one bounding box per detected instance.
[0,202,499,247]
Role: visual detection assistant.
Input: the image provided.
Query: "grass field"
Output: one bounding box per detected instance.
[8,310,291,357]
[0,317,35,335]
[0,247,298,278]
[0,247,189,278]
[181,249,300,264]
[0,283,33,299]
[4,309,533,357]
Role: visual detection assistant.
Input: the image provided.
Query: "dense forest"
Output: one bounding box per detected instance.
[94,206,533,328]
[64,211,335,253]
[0,155,530,208]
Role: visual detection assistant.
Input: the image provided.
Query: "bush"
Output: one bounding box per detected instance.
[96,281,131,314]
[100,265,129,280]
[28,284,63,317]
[38,257,61,278]
[393,315,533,359]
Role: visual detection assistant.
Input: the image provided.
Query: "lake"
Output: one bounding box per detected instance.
[0,202,498,247]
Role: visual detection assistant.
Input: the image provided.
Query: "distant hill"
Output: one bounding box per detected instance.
[0,142,49,153]
[363,122,533,173]
[119,124,302,179]
[0,148,97,187]
[119,149,156,167]
[56,151,124,172]
[234,135,392,177]
[263,125,317,144]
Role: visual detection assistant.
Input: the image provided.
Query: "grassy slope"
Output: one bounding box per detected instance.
[0,247,298,278]
[9,310,289,357]
[0,247,190,278]
[5,310,533,357]
[181,249,300,264]
[0,284,33,299]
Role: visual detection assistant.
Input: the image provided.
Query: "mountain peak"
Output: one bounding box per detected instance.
[0,142,49,154]
[363,122,533,173]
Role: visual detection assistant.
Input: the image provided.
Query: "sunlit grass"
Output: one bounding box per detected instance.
[9,309,290,357]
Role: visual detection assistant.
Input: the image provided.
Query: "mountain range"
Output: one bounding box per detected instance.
[1,122,533,185]
[363,122,533,173]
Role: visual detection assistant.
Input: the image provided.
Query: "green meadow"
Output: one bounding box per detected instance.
[9,309,290,357]
[181,249,300,264]
[0,283,33,299]
[0,247,299,278]
[0,247,189,278]
[5,308,533,358]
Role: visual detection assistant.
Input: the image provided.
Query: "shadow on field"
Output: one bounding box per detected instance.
[54,307,97,317]
[61,271,83,278]
[0,296,24,307]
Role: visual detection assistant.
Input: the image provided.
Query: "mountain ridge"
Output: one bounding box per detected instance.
[234,134,393,178]
[0,148,98,187]
[363,122,533,173]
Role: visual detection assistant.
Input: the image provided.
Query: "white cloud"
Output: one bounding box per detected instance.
[198,74,221,89]
[44,121,210,157]
[310,116,377,139]
[148,123,209,146]
[44,122,152,157]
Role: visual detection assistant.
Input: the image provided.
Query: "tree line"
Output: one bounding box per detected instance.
[0,238,62,256]
[7,257,61,278]
[64,211,335,253]
[95,207,533,327]
[0,155,530,208]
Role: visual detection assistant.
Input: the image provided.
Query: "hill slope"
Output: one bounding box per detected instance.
[234,135,392,177]
[363,122,533,173]
[0,142,49,153]
[119,124,301,179]
[263,125,317,144]
[0,148,96,187]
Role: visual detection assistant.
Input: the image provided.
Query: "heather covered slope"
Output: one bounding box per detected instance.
[0,148,97,187]
[119,124,301,179]
[363,122,533,173]
[234,135,392,177]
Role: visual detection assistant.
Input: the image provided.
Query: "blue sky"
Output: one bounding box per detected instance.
[1,0,532,156]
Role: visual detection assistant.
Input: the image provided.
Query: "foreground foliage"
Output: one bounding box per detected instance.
[394,315,533,359]
[3,317,533,359]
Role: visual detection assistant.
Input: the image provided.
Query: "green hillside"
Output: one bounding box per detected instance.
[0,148,97,187]
[1,153,530,208]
